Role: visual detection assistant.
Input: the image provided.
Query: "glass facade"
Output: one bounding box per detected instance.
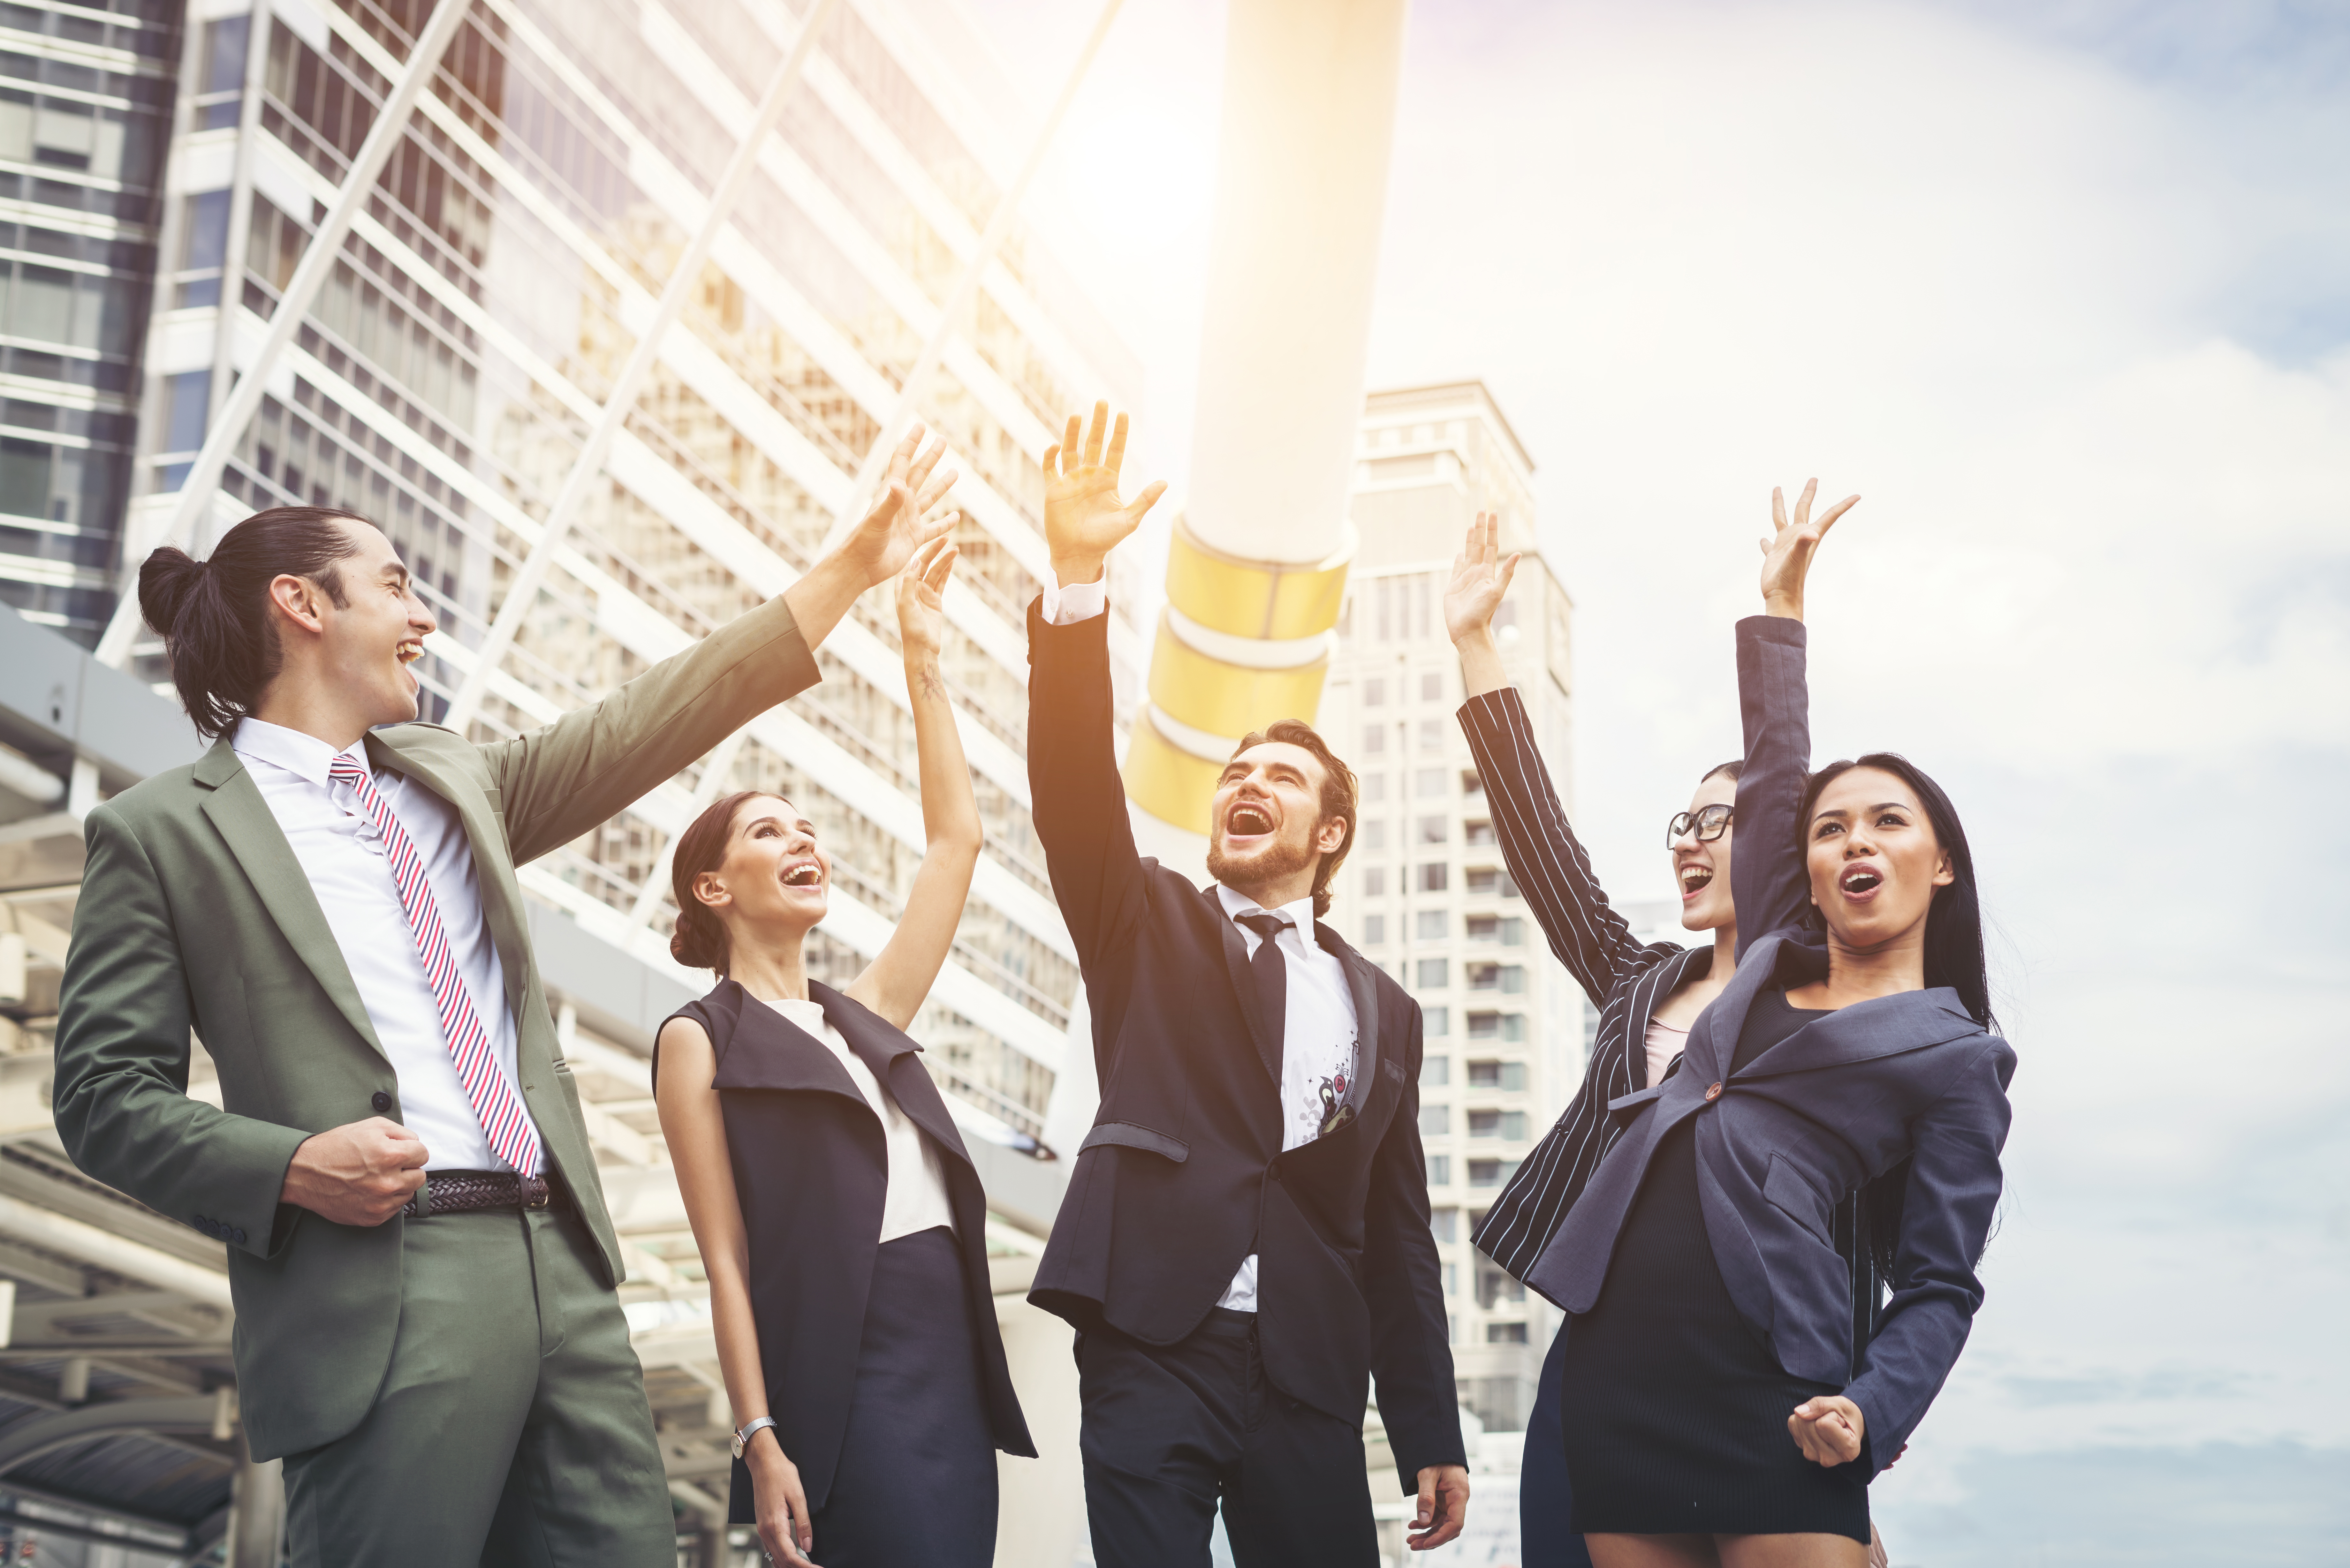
[0,0,176,645]
[1329,380,1573,1434]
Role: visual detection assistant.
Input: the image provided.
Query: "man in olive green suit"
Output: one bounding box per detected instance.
[53,432,957,1566]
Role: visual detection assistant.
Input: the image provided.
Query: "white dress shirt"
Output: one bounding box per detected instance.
[760,996,957,1243]
[231,718,532,1172]
[1044,575,1365,1309]
[1214,886,1362,1311]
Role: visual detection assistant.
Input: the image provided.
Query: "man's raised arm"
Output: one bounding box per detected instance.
[485,428,962,863]
[1027,403,1167,992]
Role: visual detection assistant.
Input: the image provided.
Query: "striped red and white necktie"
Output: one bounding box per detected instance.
[329,754,541,1177]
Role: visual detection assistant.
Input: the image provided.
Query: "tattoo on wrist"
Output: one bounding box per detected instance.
[915,663,946,701]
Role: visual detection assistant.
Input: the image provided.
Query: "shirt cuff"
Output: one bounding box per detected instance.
[1039,572,1108,625]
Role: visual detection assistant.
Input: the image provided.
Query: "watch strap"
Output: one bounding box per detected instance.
[732,1414,778,1459]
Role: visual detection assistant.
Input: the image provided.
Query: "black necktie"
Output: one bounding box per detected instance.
[1237,912,1289,1042]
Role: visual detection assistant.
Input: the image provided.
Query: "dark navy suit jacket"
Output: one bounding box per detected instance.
[1525,615,2016,1473]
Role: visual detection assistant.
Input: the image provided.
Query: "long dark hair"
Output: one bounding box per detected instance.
[136,507,372,738]
[669,790,771,975]
[1799,751,1997,1281]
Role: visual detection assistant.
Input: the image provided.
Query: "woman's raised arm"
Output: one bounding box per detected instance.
[846,538,982,1031]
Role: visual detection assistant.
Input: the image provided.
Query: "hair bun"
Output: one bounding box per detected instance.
[136,545,210,637]
[670,905,727,972]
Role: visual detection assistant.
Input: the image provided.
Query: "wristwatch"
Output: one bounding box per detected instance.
[732,1415,778,1460]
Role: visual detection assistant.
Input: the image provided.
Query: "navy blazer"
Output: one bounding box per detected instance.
[1525,616,2015,1473]
[1022,601,1465,1488]
[656,980,1035,1515]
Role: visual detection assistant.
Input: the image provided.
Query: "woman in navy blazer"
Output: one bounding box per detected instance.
[1527,484,2016,1565]
[653,538,1035,1568]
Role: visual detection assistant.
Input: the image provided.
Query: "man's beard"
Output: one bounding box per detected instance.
[1207,828,1317,894]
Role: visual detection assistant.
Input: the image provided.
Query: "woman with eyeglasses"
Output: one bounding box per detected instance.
[1445,512,1760,1568]
[1521,483,2015,1567]
[651,536,1035,1567]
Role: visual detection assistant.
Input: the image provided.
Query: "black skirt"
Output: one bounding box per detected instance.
[731,1225,997,1565]
[1558,1119,1869,1542]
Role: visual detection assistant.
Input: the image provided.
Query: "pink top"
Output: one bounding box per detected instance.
[1644,1016,1690,1090]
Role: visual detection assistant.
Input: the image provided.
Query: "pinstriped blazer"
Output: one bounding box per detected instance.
[1459,688,1712,1292]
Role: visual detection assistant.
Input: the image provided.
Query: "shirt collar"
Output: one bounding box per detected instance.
[231,717,367,788]
[1216,882,1317,939]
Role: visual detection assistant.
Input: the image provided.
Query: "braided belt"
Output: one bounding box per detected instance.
[403,1169,565,1219]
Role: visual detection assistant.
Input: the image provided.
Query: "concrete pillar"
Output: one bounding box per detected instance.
[1127,0,1411,840]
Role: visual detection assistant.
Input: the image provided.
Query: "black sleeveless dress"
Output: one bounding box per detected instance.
[1559,989,1871,1542]
[656,980,1034,1566]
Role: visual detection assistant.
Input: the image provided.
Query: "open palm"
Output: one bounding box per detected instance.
[1759,477,1860,615]
[843,424,961,589]
[1444,511,1520,644]
[1044,401,1166,583]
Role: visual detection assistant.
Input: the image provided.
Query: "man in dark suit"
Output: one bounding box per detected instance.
[1024,405,1468,1566]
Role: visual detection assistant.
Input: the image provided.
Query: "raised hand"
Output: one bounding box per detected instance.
[896,536,957,666]
[1444,511,1520,645]
[840,424,961,590]
[1758,477,1860,622]
[1043,401,1167,587]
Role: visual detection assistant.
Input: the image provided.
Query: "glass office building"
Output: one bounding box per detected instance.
[0,0,177,646]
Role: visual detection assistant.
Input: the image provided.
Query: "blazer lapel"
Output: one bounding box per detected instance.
[1626,946,1710,1090]
[1206,887,1283,1085]
[192,739,389,1061]
[1683,932,1801,1084]
[708,984,868,1105]
[1735,987,1982,1078]
[367,730,529,1026]
[815,984,976,1170]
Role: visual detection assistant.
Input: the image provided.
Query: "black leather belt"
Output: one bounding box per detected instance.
[403,1169,565,1219]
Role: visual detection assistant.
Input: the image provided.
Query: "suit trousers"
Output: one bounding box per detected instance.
[279,1203,674,1567]
[1078,1308,1379,1568]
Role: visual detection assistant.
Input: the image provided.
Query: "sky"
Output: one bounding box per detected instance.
[956,1,2350,1563]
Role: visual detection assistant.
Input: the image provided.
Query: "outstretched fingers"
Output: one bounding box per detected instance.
[1104,411,1129,479]
[1815,492,1862,536]
[1794,476,1818,531]
[921,539,959,593]
[1081,400,1107,468]
[1122,478,1168,525]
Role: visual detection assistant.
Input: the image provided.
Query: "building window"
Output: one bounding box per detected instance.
[1418,719,1444,752]
[1501,872,1520,899]
[1363,914,1385,946]
[1416,910,1448,941]
[1486,1322,1529,1344]
[1443,1262,1458,1297]
[1476,1261,1528,1308]
[1422,1055,1449,1087]
[1465,820,1495,847]
[1466,867,1499,895]
[1364,676,1385,706]
[1418,863,1448,893]
[1469,963,1526,993]
[1467,915,1497,942]
[1418,815,1447,844]
[1467,1011,1499,1040]
[1503,1014,1527,1043]
[1421,1103,1448,1137]
[1468,1061,1528,1092]
[1415,958,1448,990]
[1421,671,1444,703]
[1424,1006,1449,1037]
[1363,820,1385,852]
[1362,867,1385,897]
[1428,1155,1451,1187]
[1429,1207,1458,1243]
[162,372,211,454]
[1502,917,1524,946]
[1467,1157,1518,1188]
[1362,772,1386,803]
[1461,769,1483,801]
[1418,767,1447,798]
[1363,725,1386,755]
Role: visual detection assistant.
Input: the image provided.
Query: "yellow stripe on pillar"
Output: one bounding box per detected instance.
[1121,711,1227,837]
[1146,612,1330,742]
[1165,521,1352,641]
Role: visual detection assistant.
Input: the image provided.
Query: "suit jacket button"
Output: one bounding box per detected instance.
[1704,1082,1723,1101]
[1269,1166,1282,1183]
[233,1228,248,1245]
[371,1091,393,1113]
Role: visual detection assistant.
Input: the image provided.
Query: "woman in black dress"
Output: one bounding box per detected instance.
[653,536,1034,1567]
[1535,483,2014,1566]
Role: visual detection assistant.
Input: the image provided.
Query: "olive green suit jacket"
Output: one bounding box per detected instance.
[53,593,819,1460]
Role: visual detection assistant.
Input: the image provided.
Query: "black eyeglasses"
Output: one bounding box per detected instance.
[1665,804,1733,848]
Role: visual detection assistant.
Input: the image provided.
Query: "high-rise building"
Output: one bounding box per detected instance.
[0,1,178,646]
[1325,379,1576,1436]
[0,2,1150,1556]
